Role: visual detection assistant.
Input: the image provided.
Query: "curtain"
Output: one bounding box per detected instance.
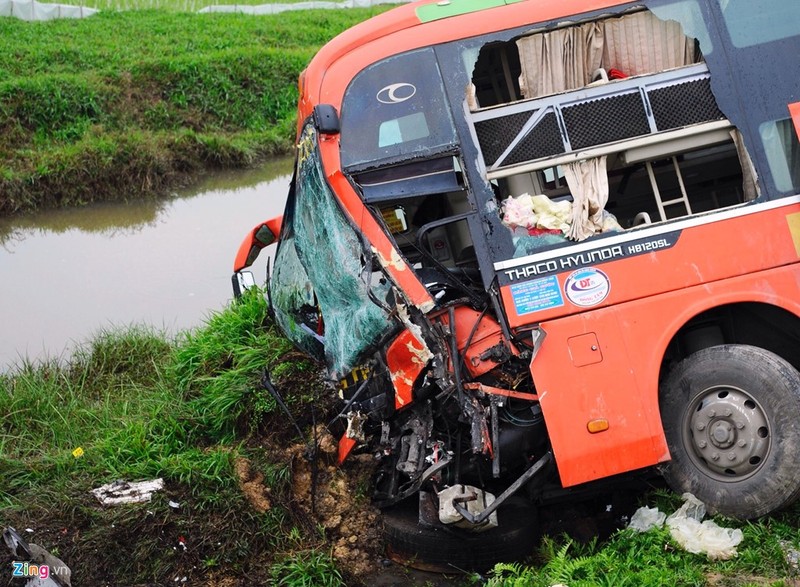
[516,22,604,98]
[516,11,697,100]
[562,156,610,241]
[515,10,698,240]
[730,129,760,201]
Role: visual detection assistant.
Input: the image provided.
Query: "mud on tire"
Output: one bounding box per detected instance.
[660,344,800,519]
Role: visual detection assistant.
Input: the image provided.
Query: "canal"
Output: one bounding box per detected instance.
[0,158,292,369]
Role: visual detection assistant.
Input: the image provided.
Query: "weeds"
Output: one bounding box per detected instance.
[4,285,800,584]
[0,8,390,215]
[0,287,325,584]
[269,549,345,587]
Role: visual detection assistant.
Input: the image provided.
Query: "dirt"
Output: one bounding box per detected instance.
[234,457,272,513]
[278,426,488,586]
[284,426,387,580]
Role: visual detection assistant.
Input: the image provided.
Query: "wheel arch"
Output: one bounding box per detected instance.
[659,300,800,386]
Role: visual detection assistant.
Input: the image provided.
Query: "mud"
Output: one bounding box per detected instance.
[286,426,386,580]
[234,457,272,513]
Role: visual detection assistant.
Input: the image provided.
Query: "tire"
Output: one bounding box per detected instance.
[660,344,800,519]
[382,498,538,573]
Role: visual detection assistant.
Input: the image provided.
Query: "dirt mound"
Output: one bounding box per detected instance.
[285,426,385,579]
[234,456,272,513]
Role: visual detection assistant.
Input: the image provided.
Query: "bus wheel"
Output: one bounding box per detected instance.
[382,497,538,573]
[660,344,800,519]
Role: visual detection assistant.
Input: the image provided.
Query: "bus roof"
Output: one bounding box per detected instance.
[299,0,633,120]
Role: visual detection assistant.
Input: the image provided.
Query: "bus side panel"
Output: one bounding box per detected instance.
[534,264,800,488]
[501,200,800,328]
[534,305,670,487]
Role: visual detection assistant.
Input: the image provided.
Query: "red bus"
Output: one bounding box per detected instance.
[234,0,800,569]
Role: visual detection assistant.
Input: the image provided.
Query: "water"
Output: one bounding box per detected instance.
[0,158,292,369]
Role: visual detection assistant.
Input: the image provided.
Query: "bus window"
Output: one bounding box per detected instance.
[470,40,522,108]
[378,112,430,148]
[461,4,778,260]
[760,119,800,193]
[717,0,800,48]
[340,48,458,170]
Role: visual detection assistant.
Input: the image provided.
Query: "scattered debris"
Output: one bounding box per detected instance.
[91,478,164,505]
[781,540,800,574]
[627,493,743,560]
[628,505,666,533]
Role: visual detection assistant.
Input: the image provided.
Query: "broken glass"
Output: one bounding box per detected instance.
[271,125,395,378]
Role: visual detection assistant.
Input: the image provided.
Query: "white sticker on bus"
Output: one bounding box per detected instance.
[564,268,610,307]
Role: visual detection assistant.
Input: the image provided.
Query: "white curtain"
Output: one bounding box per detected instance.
[730,129,760,201]
[516,11,697,100]
[516,22,604,99]
[601,13,696,78]
[515,10,697,240]
[562,156,610,241]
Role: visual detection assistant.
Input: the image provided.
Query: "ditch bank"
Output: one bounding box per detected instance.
[0,8,390,216]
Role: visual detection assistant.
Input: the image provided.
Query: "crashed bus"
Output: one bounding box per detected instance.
[233,0,800,570]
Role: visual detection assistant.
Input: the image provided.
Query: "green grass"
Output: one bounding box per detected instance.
[270,549,345,587]
[77,0,361,12]
[0,288,330,584]
[483,491,800,587]
[0,8,391,215]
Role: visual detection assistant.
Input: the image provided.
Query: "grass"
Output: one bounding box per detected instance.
[70,0,368,12]
[0,288,336,585]
[0,7,392,215]
[481,489,800,587]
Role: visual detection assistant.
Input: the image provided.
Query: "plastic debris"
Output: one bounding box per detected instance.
[71,447,84,458]
[780,540,800,572]
[628,494,743,560]
[666,493,743,560]
[91,478,164,505]
[438,484,498,531]
[628,505,666,532]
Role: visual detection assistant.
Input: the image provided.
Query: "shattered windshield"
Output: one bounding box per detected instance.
[271,125,395,378]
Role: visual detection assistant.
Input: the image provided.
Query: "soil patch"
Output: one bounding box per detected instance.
[284,426,386,582]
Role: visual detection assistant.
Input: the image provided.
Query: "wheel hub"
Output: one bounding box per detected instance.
[686,385,770,481]
[710,421,734,448]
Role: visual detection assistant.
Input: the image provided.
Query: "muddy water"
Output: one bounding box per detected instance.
[0,158,292,369]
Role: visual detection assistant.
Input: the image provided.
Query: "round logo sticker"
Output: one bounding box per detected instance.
[564,268,610,307]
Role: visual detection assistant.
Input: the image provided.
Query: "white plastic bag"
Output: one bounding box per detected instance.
[665,493,743,560]
[628,505,666,532]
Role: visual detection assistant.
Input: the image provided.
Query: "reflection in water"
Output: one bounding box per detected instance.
[0,157,293,369]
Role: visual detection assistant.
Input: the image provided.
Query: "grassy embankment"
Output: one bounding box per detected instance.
[5,4,800,586]
[0,290,350,585]
[0,7,388,216]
